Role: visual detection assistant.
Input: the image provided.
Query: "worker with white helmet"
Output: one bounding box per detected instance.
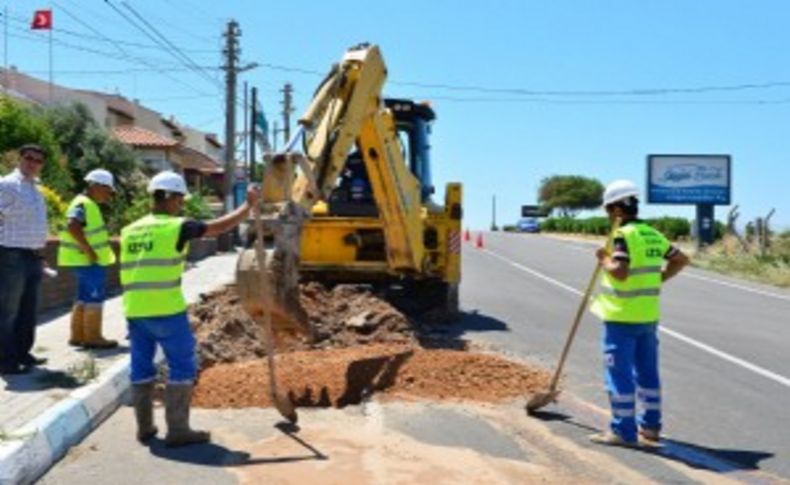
[58,168,118,349]
[588,179,689,447]
[120,170,259,447]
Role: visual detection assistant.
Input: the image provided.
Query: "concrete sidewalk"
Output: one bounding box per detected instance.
[0,252,239,485]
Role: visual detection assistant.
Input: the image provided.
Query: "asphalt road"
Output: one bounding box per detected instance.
[461,231,790,481]
[39,232,790,484]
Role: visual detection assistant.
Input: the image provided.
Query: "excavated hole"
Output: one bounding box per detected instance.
[187,285,550,409]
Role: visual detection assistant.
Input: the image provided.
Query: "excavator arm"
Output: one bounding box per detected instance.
[238,43,425,336]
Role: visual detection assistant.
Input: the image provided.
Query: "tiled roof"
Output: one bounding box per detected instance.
[175,145,223,174]
[112,126,179,148]
[205,133,223,148]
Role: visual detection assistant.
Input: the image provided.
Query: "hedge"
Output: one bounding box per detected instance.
[539,216,722,241]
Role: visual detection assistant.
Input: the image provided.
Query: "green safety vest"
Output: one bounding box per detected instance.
[120,214,188,319]
[591,222,670,323]
[57,194,116,267]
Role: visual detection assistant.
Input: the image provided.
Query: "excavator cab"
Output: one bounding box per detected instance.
[329,98,436,216]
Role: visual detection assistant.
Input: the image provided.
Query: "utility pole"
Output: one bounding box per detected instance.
[280,82,294,147]
[250,86,257,182]
[491,195,499,231]
[242,81,248,179]
[272,121,279,152]
[221,20,240,214]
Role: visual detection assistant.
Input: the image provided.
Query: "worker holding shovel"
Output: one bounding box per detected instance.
[588,180,689,447]
[121,171,259,447]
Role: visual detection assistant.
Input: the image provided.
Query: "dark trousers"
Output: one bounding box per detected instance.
[0,247,42,366]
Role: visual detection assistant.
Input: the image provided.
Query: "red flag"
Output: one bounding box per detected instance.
[30,9,52,30]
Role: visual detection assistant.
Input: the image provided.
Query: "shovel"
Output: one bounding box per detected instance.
[526,218,621,414]
[250,201,298,423]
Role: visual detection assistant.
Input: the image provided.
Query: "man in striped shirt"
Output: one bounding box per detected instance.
[0,144,50,375]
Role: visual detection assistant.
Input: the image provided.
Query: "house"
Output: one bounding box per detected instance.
[0,66,225,194]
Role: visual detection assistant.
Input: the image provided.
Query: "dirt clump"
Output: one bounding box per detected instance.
[190,284,551,410]
[193,344,550,408]
[189,284,416,367]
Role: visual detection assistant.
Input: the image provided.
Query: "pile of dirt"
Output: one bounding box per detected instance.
[189,284,416,367]
[190,283,550,409]
[193,344,550,408]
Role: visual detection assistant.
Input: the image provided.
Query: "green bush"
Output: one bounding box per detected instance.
[38,185,67,234]
[0,97,72,194]
[540,215,700,241]
[184,190,214,220]
[646,217,691,240]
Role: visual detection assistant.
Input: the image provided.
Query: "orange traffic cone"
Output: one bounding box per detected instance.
[475,232,484,249]
[464,229,471,242]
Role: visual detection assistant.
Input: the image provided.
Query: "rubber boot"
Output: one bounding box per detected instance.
[164,383,210,447]
[67,303,85,347]
[82,306,118,349]
[131,382,158,442]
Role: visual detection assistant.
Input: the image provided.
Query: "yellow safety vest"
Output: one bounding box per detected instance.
[57,194,116,267]
[591,222,670,323]
[120,214,188,319]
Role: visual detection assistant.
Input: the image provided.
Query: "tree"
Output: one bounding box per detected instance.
[0,97,72,194]
[44,103,148,233]
[538,175,604,217]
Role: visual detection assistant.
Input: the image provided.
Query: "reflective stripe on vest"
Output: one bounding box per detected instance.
[57,194,116,267]
[120,214,188,318]
[591,222,670,323]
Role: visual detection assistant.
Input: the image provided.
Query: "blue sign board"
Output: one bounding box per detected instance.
[647,155,731,205]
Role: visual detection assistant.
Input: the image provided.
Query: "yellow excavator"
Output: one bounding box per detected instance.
[236,43,463,336]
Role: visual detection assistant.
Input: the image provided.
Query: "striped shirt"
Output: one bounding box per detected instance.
[0,169,48,249]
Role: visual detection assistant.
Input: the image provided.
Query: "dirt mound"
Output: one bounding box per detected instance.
[193,344,550,408]
[189,284,416,367]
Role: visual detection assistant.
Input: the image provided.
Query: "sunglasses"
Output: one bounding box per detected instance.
[23,154,45,164]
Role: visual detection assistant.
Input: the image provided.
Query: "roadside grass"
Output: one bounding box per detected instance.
[691,235,790,288]
[542,232,790,289]
[0,428,33,442]
[35,355,100,389]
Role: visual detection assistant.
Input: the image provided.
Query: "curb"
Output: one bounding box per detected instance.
[0,356,132,485]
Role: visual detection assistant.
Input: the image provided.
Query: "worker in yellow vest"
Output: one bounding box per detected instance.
[121,171,259,447]
[58,169,118,349]
[589,180,689,447]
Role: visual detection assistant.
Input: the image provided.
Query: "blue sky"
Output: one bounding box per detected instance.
[3,0,790,230]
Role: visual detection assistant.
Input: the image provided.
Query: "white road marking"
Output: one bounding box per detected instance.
[481,248,790,390]
[546,237,790,303]
[680,271,790,303]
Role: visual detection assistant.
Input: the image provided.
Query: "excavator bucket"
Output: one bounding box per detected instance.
[235,201,313,340]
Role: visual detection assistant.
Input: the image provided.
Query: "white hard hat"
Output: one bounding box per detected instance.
[603,179,640,206]
[147,171,188,195]
[84,169,115,191]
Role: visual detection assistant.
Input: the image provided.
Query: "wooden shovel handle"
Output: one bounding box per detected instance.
[547,218,621,392]
[250,203,280,397]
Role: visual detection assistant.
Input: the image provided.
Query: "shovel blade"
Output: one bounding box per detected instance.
[273,393,298,424]
[525,389,561,414]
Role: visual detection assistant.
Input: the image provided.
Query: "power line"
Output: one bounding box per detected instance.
[6,25,211,96]
[104,0,220,89]
[4,9,213,54]
[255,60,790,98]
[19,67,220,76]
[163,0,223,28]
[119,1,221,88]
[411,94,790,106]
[390,79,790,97]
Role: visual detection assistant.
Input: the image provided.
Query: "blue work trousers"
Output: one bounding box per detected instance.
[602,322,662,442]
[73,265,107,305]
[127,312,197,385]
[0,247,42,367]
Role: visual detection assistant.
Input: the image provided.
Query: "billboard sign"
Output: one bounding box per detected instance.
[647,154,731,205]
[521,205,549,218]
